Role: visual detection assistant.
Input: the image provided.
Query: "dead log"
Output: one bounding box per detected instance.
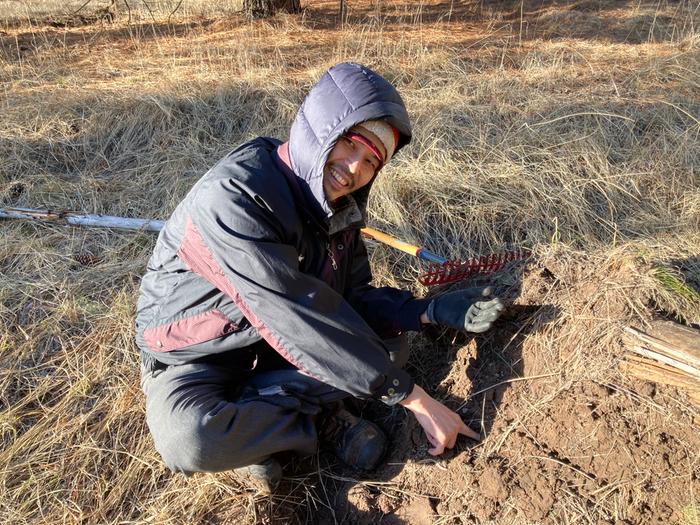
[626,344,700,381]
[649,320,700,357]
[624,322,700,378]
[622,320,700,410]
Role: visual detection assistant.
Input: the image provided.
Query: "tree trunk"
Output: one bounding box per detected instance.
[243,0,300,18]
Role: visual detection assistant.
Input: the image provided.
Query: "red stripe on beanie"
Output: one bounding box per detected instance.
[346,131,384,165]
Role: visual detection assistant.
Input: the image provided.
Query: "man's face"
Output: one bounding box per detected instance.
[323,133,384,203]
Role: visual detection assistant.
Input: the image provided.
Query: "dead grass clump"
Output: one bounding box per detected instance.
[371,44,699,262]
[1,79,300,220]
[0,1,244,29]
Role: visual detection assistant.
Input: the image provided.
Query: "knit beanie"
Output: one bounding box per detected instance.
[350,120,399,165]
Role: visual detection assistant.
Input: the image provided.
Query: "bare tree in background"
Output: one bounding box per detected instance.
[339,0,346,23]
[243,0,301,18]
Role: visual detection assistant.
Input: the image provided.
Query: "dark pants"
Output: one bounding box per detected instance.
[140,336,409,475]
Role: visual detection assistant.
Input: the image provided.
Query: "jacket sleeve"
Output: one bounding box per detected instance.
[344,231,430,338]
[176,178,413,405]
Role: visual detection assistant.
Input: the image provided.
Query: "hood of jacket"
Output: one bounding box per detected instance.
[288,62,412,226]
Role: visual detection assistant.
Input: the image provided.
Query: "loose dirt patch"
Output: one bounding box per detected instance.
[239,257,700,524]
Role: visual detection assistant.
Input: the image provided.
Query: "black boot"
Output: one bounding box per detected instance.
[319,405,387,471]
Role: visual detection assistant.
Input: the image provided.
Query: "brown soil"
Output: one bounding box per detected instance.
[233,257,700,524]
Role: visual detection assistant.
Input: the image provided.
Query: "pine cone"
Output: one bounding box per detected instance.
[74,253,98,267]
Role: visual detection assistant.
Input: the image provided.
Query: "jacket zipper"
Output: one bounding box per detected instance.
[326,242,338,270]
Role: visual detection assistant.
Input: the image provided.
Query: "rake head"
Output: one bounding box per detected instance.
[418,249,531,286]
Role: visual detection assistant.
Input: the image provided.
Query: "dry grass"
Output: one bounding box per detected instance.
[1,0,699,523]
[0,0,244,27]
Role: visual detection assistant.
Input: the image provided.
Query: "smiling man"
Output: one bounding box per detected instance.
[136,62,503,492]
[323,122,393,201]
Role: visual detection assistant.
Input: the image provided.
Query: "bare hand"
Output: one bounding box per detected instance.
[400,385,480,456]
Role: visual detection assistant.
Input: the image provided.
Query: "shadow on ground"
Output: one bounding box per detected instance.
[307,0,690,45]
[0,18,220,62]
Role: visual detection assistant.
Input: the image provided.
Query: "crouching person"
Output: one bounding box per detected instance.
[136,62,503,492]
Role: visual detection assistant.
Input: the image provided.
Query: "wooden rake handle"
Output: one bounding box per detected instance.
[360,227,447,264]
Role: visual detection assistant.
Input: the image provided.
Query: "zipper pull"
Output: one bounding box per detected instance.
[327,243,338,270]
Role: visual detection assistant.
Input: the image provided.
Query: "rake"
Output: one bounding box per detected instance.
[0,207,530,286]
[360,227,530,286]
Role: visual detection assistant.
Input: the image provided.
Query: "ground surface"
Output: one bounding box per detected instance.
[249,252,700,525]
[1,1,699,524]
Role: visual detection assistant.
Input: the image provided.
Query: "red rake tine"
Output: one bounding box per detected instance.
[418,249,531,286]
[358,228,531,287]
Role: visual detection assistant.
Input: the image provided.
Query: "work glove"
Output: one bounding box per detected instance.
[425,286,504,333]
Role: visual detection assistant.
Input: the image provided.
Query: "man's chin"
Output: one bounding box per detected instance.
[323,182,349,203]
[323,188,338,204]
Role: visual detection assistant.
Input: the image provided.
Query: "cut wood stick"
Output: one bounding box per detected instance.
[650,320,700,358]
[624,355,700,386]
[625,326,700,370]
[627,345,700,381]
[620,361,700,391]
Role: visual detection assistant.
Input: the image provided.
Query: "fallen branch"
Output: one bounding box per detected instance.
[0,207,164,232]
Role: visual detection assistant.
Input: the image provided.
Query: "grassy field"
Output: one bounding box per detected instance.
[1,0,699,523]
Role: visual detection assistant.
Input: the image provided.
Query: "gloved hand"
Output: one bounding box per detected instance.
[425,286,504,333]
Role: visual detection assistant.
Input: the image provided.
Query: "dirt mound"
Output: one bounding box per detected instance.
[246,255,700,524]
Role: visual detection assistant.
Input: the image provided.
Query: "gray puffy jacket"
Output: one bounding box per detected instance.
[136,63,428,405]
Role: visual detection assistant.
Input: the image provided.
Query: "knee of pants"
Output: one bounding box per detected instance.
[142,379,237,474]
[151,413,278,475]
[144,371,317,474]
[147,410,219,475]
[385,333,410,368]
